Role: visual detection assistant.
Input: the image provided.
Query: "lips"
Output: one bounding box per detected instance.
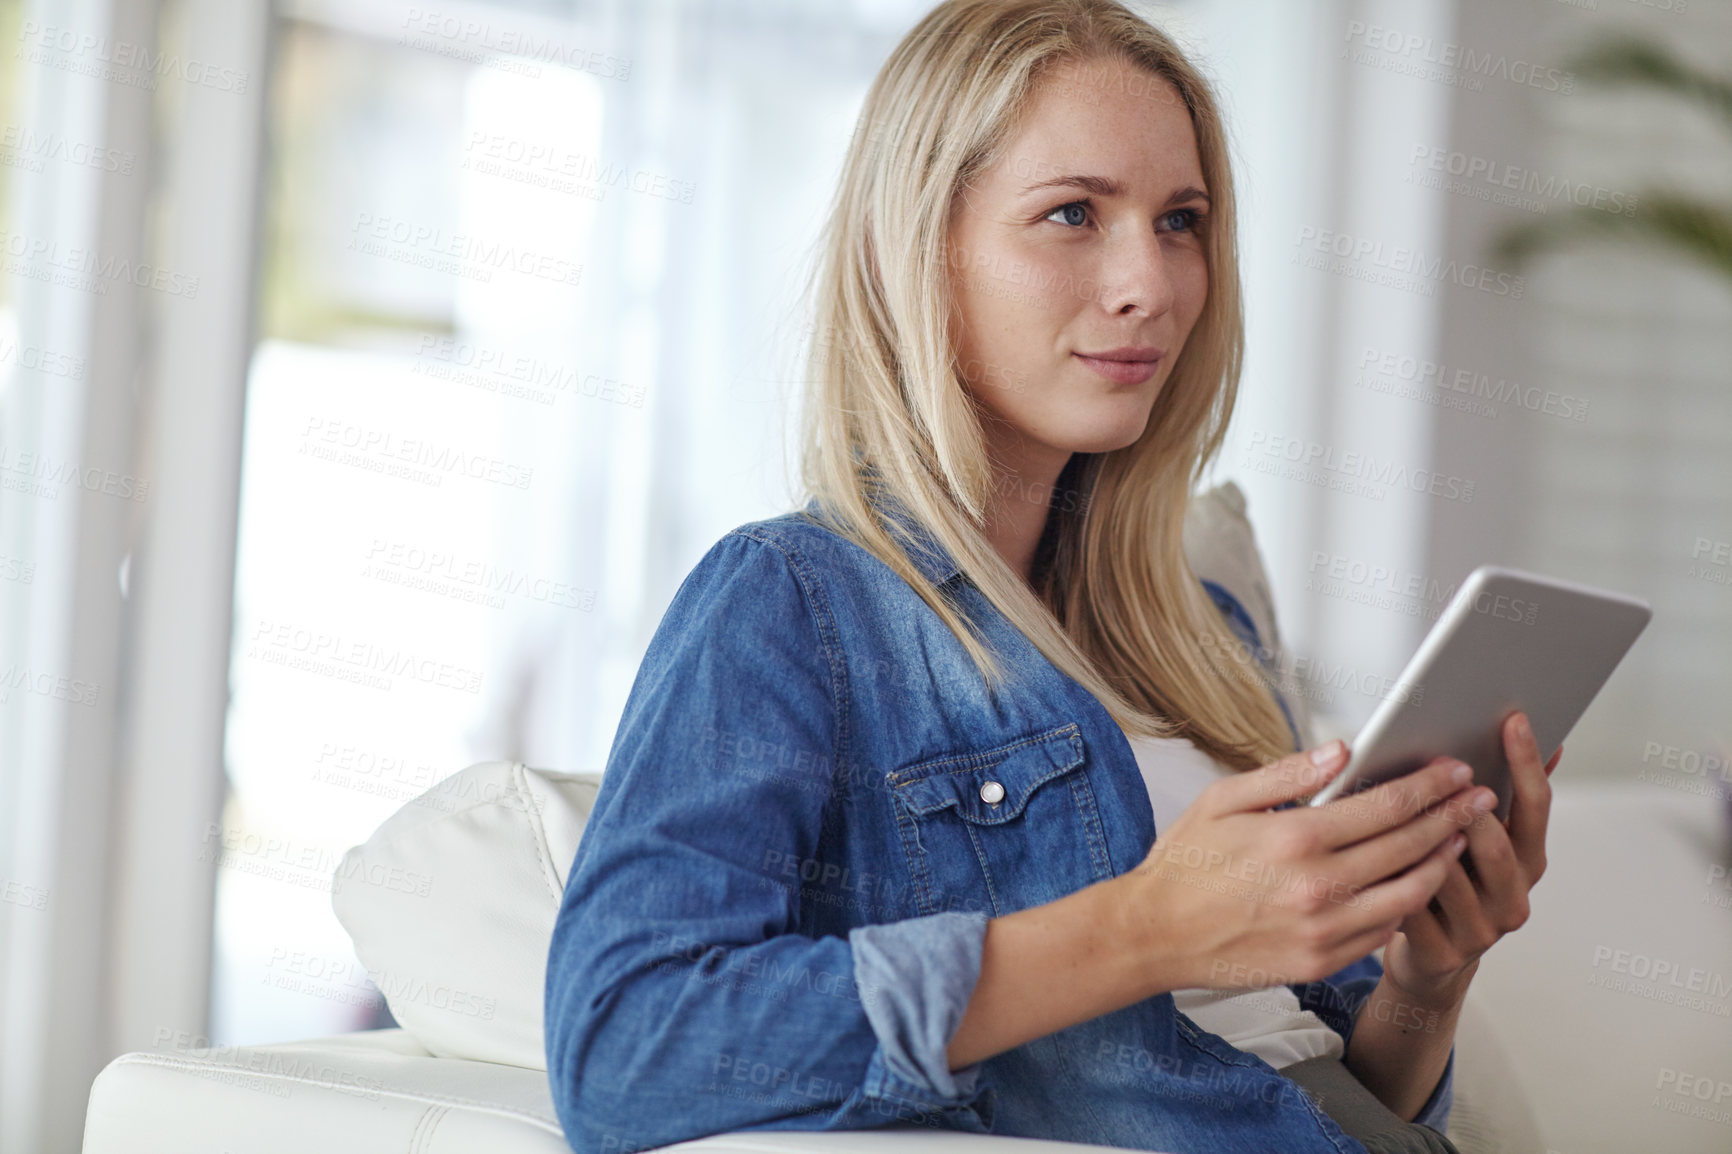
[1073,347,1163,385]
[1077,346,1162,363]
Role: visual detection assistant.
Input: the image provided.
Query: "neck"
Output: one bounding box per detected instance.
[979,420,1071,586]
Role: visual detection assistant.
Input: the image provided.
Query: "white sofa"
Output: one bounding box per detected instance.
[81,486,1732,1153]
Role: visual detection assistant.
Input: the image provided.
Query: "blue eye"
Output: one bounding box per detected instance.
[1044,201,1090,227]
[1161,208,1202,232]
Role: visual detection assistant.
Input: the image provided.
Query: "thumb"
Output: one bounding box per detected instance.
[1208,739,1350,816]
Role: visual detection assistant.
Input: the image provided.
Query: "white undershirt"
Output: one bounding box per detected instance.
[1122,729,1345,1070]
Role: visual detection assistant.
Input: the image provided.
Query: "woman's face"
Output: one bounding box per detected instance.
[947,56,1210,471]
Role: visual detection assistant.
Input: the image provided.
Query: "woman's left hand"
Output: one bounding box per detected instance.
[1380,710,1562,1007]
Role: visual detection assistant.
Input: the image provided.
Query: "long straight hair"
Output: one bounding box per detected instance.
[797,0,1293,771]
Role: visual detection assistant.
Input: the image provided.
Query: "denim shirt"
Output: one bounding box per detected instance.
[545,499,1454,1154]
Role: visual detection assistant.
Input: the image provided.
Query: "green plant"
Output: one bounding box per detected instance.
[1492,36,1732,283]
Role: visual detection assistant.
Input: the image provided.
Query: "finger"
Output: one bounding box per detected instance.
[1459,800,1530,927]
[1329,788,1484,889]
[1207,740,1350,816]
[1502,712,1551,878]
[1305,757,1477,850]
[1331,918,1405,971]
[1395,897,1452,963]
[1434,857,1496,951]
[1321,830,1466,940]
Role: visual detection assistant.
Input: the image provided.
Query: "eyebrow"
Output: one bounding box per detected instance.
[1019,174,1212,207]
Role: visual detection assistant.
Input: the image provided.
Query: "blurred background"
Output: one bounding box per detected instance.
[0,0,1727,1151]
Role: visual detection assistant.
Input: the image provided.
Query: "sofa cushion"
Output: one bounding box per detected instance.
[331,761,600,1070]
[82,1029,571,1154]
[81,1029,1146,1154]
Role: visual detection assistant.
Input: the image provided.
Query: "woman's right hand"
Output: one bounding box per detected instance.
[1119,740,1495,991]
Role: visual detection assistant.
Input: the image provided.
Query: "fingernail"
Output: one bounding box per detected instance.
[1311,739,1344,768]
[1473,789,1497,812]
[1516,713,1532,740]
[1451,762,1472,786]
[1450,832,1467,854]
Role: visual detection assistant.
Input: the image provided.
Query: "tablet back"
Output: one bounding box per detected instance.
[1311,565,1651,822]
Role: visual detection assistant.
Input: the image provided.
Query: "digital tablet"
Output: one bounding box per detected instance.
[1304,565,1651,823]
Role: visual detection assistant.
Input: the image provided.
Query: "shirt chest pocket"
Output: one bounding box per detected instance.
[888,723,1115,918]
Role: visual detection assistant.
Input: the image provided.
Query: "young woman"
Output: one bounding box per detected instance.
[545,4,1557,1153]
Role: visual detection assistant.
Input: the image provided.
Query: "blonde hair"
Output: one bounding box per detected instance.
[796,0,1293,772]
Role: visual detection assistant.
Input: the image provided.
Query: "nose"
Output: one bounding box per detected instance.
[1094,223,1180,318]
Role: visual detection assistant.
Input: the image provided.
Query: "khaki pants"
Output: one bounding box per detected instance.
[1281,1055,1463,1154]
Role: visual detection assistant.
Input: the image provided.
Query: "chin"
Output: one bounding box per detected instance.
[1052,400,1157,455]
[1055,419,1149,455]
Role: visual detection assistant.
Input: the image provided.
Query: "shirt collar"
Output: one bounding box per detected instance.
[803,492,963,588]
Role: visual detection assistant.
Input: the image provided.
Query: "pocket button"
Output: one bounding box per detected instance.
[979,780,1005,805]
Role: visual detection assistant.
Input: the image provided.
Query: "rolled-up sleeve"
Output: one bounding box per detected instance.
[1287,954,1455,1134]
[544,531,994,1154]
[850,911,991,1109]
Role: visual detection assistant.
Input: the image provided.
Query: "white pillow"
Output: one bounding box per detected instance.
[1183,479,1316,749]
[331,761,600,1070]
